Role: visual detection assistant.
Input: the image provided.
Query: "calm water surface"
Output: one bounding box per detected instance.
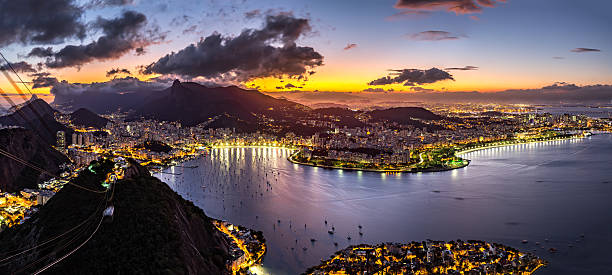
[155,134,612,275]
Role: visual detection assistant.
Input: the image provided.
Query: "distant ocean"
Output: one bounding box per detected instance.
[536,106,612,118]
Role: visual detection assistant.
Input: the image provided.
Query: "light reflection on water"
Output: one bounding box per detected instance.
[156,135,612,275]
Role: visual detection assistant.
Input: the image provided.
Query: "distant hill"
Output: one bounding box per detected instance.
[0,97,71,146]
[0,128,68,192]
[53,89,161,114]
[132,80,309,127]
[69,108,110,128]
[366,107,446,130]
[0,159,231,274]
[367,107,444,121]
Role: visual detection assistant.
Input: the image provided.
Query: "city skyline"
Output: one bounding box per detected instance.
[0,1,611,274]
[0,0,610,104]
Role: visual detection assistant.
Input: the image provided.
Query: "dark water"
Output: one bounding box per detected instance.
[155,134,612,275]
[535,106,612,118]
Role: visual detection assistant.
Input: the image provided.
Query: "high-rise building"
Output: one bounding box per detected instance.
[56,131,65,148]
[72,133,78,146]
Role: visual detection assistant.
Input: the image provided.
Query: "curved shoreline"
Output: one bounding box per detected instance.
[287,134,589,174]
[455,134,587,156]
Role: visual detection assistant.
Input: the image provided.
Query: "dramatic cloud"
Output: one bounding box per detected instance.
[27,47,55,58]
[31,72,59,89]
[285,83,296,88]
[571,48,601,53]
[0,0,86,47]
[343,43,358,50]
[0,61,36,73]
[369,68,454,86]
[142,14,324,82]
[29,11,159,69]
[395,0,506,14]
[445,65,478,71]
[31,74,169,96]
[408,31,459,41]
[106,68,131,77]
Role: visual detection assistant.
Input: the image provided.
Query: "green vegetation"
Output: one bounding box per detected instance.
[290,146,467,172]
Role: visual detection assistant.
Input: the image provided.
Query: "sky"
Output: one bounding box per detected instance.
[0,0,610,103]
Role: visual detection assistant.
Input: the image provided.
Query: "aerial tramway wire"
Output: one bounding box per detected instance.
[0,197,105,264]
[8,189,109,274]
[0,58,58,142]
[0,55,112,272]
[0,55,110,194]
[31,188,111,274]
[0,147,106,194]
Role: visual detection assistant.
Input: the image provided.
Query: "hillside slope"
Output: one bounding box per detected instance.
[0,128,68,192]
[69,108,110,129]
[0,98,71,145]
[0,159,231,274]
[132,80,308,127]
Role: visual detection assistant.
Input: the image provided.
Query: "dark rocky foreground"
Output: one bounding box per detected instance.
[0,159,233,274]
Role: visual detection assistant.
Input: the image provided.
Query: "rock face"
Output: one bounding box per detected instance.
[0,159,232,274]
[0,128,68,192]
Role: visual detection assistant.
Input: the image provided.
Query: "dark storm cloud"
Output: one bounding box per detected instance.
[142,14,324,82]
[408,31,459,41]
[445,65,478,71]
[395,0,506,14]
[285,83,296,88]
[0,0,86,47]
[27,47,55,58]
[343,43,358,50]
[32,11,155,69]
[571,48,601,53]
[106,68,131,77]
[30,73,59,89]
[369,68,454,86]
[0,61,37,73]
